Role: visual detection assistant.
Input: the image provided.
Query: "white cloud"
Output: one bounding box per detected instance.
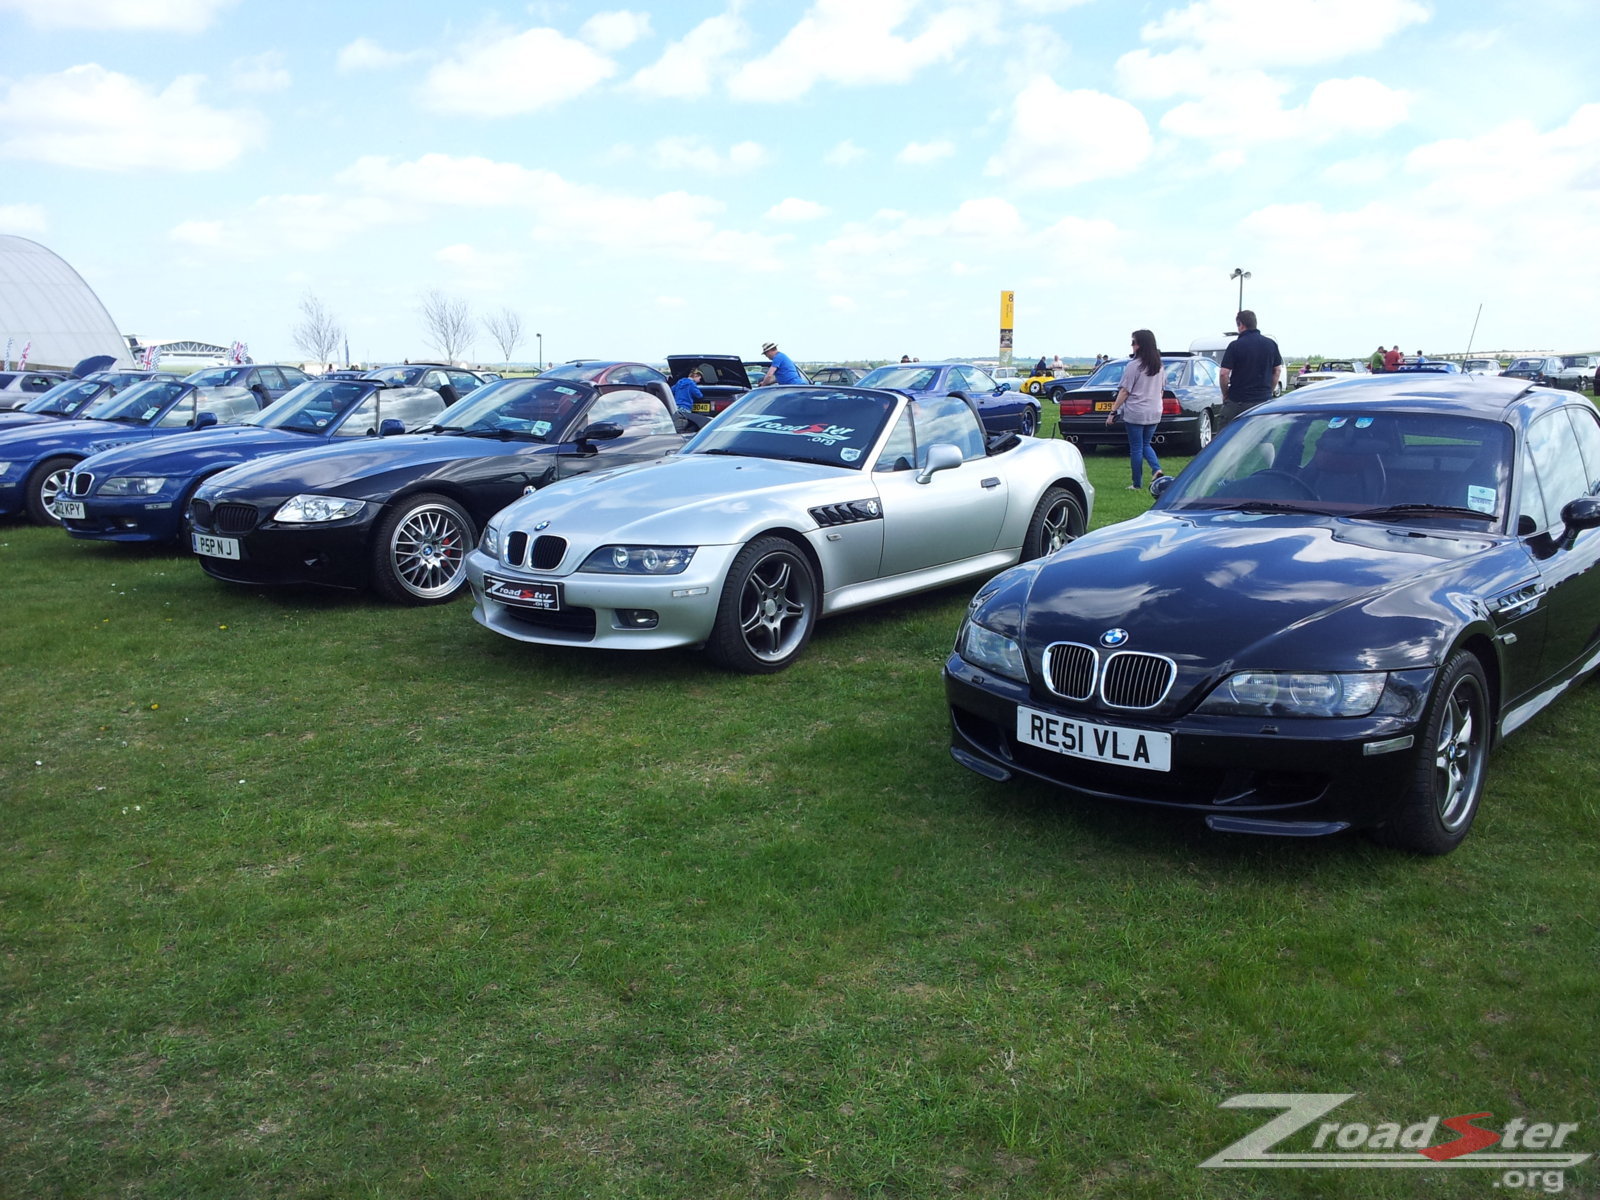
[336,38,423,73]
[767,198,829,221]
[0,202,48,233]
[0,0,235,30]
[1137,0,1430,68]
[421,27,617,116]
[230,52,290,94]
[984,78,1152,187]
[1157,71,1408,143]
[580,10,651,52]
[650,137,770,174]
[629,12,749,98]
[898,139,955,164]
[728,0,994,102]
[824,139,868,166]
[0,65,263,171]
[170,194,407,253]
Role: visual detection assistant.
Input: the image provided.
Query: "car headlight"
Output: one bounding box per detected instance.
[480,522,501,556]
[0,461,12,478]
[579,545,696,574]
[273,494,366,523]
[955,617,1028,683]
[1196,671,1387,718]
[98,475,168,496]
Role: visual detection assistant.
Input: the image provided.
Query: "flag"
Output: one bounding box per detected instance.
[17,341,29,368]
[3,337,11,370]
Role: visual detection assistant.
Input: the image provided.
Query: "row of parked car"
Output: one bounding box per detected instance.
[1291,354,1600,392]
[12,351,1600,859]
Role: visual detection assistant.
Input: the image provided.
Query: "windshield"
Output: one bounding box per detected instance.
[250,379,376,433]
[186,366,245,387]
[432,378,590,441]
[539,362,607,383]
[1164,410,1513,527]
[857,365,937,391]
[81,380,192,425]
[685,386,896,469]
[23,379,103,416]
[364,365,423,386]
[1507,360,1541,371]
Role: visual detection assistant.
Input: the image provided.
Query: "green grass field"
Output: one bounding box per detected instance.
[3,434,1596,1199]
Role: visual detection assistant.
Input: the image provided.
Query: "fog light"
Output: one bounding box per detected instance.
[615,609,659,629]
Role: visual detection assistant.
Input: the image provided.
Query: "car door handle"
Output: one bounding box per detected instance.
[981,477,1001,489]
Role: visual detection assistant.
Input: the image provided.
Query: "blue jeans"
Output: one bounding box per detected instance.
[1126,423,1161,486]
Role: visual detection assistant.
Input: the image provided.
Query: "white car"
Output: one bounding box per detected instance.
[1294,359,1370,389]
[1552,354,1599,392]
[467,385,1094,673]
[1459,357,1502,376]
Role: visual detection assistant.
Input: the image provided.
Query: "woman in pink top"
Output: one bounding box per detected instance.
[1105,328,1166,490]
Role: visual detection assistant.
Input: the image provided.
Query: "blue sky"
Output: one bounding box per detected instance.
[2,0,1596,366]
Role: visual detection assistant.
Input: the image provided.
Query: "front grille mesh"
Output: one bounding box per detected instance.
[1042,642,1176,709]
[530,535,566,571]
[213,503,260,534]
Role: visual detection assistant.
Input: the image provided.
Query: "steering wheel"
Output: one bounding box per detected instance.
[1247,469,1317,499]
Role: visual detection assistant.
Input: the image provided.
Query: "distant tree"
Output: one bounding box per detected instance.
[418,290,476,364]
[292,293,344,365]
[482,307,524,364]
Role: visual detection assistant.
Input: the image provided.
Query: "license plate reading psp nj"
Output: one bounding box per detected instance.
[484,574,561,611]
[1016,705,1171,772]
[192,533,240,560]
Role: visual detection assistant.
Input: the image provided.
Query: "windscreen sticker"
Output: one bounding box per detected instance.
[143,407,160,420]
[841,447,861,462]
[531,420,552,437]
[1354,417,1374,428]
[728,414,858,446]
[1327,417,1348,428]
[1467,485,1496,514]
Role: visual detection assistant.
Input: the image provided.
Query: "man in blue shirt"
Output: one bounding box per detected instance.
[1219,310,1283,428]
[671,367,703,411]
[759,341,806,386]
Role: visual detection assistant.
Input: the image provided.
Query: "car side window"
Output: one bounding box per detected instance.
[1194,359,1218,385]
[873,408,917,472]
[1164,362,1184,387]
[448,371,482,394]
[584,389,675,436]
[967,367,999,391]
[257,367,285,391]
[1562,406,1600,496]
[422,371,449,393]
[1519,412,1588,533]
[913,395,985,463]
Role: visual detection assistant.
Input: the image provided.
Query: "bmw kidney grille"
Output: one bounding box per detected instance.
[1044,642,1176,709]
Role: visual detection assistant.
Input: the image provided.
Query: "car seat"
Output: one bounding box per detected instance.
[1304,422,1387,504]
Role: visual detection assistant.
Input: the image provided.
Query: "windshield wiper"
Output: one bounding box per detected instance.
[429,424,469,433]
[1196,499,1333,515]
[1350,503,1497,522]
[698,448,748,457]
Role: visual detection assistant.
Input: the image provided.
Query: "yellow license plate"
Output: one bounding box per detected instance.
[1094,400,1115,412]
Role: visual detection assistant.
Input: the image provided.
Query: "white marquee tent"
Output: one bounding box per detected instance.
[0,235,131,370]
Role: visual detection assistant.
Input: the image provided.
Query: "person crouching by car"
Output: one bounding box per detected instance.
[1106,328,1166,490]
[672,367,703,411]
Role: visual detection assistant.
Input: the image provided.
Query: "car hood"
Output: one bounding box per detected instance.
[1000,510,1519,683]
[194,433,550,497]
[78,425,321,474]
[0,417,126,452]
[490,452,859,544]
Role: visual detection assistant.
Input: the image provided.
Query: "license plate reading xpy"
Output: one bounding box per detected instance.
[1016,705,1171,772]
[485,574,560,611]
[192,533,240,560]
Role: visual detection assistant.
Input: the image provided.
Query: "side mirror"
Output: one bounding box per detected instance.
[1150,474,1177,501]
[1561,496,1600,533]
[916,442,964,484]
[378,418,406,437]
[192,411,218,429]
[577,422,624,443]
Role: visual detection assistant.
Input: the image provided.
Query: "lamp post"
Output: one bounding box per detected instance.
[1229,267,1251,312]
[536,332,543,372]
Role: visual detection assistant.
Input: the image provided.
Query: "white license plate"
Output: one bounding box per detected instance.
[192,532,240,560]
[484,573,561,611]
[1016,705,1171,772]
[56,500,85,519]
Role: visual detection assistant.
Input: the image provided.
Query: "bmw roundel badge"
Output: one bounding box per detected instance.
[533,520,551,532]
[1100,628,1130,648]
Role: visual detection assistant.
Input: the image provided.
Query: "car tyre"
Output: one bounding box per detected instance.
[1181,408,1215,455]
[706,536,817,674]
[370,493,476,606]
[1047,386,1066,404]
[25,456,74,525]
[1019,405,1039,437]
[1373,650,1489,855]
[1022,487,1085,560]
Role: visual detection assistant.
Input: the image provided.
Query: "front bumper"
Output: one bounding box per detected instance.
[63,493,186,543]
[0,477,27,517]
[944,652,1436,836]
[190,508,377,591]
[466,544,744,651]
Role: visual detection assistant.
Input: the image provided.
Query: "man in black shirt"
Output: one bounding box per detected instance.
[1219,310,1283,428]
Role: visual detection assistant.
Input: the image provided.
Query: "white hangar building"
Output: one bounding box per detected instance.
[0,235,131,370]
